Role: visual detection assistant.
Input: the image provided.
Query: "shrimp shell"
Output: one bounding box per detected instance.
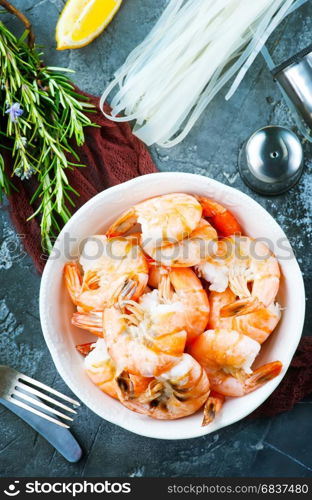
[64,235,148,312]
[189,329,261,373]
[198,236,280,307]
[107,193,202,245]
[209,289,281,344]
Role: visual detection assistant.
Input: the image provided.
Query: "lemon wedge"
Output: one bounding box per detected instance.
[56,0,122,50]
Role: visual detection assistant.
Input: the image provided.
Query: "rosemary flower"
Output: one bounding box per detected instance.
[16,136,27,149]
[5,102,23,122]
[14,165,35,181]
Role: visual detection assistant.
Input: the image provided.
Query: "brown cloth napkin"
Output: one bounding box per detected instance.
[4,92,311,420]
[250,336,311,418]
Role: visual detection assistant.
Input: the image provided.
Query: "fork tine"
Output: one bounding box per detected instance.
[13,390,74,422]
[8,397,70,429]
[19,374,80,406]
[15,381,77,414]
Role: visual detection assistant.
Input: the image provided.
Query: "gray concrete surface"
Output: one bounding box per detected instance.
[0,0,311,477]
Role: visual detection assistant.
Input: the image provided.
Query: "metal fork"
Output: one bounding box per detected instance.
[0,365,80,428]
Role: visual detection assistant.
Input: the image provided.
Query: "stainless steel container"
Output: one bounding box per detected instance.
[273,44,312,130]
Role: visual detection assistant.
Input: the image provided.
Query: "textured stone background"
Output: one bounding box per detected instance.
[0,0,311,477]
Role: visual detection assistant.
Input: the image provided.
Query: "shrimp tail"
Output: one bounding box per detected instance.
[158,272,173,302]
[82,270,100,291]
[116,371,135,399]
[245,361,283,394]
[76,342,95,356]
[116,371,154,403]
[64,262,82,305]
[111,277,138,306]
[106,208,137,238]
[72,311,103,336]
[202,391,225,426]
[197,196,242,237]
[220,297,262,318]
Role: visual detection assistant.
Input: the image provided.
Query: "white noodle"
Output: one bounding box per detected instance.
[226,0,294,100]
[100,0,295,147]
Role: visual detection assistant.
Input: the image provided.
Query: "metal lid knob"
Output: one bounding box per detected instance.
[238,126,304,195]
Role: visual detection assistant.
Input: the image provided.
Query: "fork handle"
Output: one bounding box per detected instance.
[0,397,83,463]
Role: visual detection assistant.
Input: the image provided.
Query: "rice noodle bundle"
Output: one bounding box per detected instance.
[100,0,295,148]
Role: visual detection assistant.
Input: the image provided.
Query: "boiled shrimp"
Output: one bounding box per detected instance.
[82,338,151,400]
[106,193,202,245]
[209,288,281,344]
[198,236,280,307]
[104,289,187,377]
[116,354,210,420]
[189,329,282,397]
[106,193,218,267]
[189,328,261,374]
[149,266,210,344]
[64,235,148,312]
[76,284,188,377]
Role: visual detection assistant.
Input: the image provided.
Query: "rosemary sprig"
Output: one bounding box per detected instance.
[0,16,95,252]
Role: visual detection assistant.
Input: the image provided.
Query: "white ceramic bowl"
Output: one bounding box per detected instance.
[40,173,305,440]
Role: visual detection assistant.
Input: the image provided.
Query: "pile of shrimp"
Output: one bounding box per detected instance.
[64,193,283,426]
